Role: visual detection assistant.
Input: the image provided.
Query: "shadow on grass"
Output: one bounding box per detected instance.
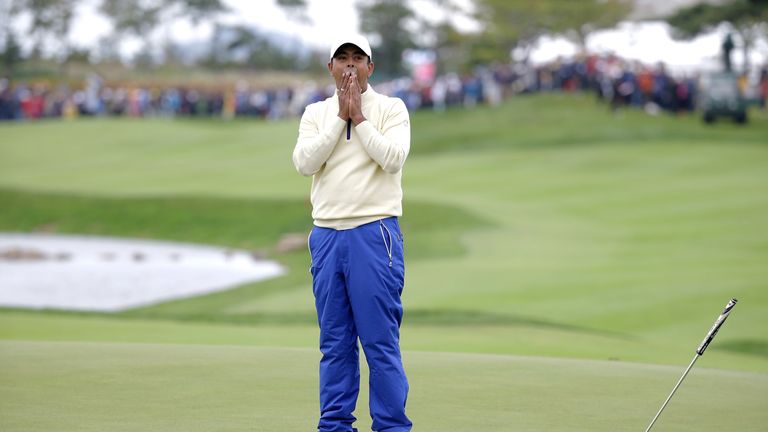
[0,306,633,341]
[715,339,768,359]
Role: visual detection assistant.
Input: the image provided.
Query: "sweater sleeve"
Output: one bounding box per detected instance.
[355,98,411,174]
[292,106,347,176]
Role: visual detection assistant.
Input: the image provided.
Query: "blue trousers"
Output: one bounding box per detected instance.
[309,217,412,432]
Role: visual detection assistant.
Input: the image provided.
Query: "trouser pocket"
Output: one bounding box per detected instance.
[379,220,393,268]
[377,218,405,293]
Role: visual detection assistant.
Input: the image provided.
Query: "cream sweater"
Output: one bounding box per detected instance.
[293,86,411,230]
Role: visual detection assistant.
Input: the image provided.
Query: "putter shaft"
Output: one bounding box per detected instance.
[644,353,699,432]
[644,299,737,431]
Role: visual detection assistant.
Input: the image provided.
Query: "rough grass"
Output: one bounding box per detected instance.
[0,188,487,257]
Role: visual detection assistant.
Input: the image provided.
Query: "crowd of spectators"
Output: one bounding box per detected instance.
[0,75,325,121]
[1,53,767,123]
[383,54,768,115]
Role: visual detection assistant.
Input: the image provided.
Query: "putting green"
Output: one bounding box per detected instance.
[1,339,766,432]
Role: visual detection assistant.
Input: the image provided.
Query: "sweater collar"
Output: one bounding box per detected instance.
[361,85,376,103]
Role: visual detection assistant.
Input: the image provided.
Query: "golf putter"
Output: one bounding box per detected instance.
[644,298,738,432]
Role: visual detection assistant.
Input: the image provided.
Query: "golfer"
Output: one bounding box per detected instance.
[293,34,412,432]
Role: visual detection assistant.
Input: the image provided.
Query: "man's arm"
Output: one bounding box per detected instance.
[354,99,411,174]
[292,106,346,176]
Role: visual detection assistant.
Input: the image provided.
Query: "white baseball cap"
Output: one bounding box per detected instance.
[329,34,373,62]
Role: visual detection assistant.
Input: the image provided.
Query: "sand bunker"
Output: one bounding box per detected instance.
[0,233,286,311]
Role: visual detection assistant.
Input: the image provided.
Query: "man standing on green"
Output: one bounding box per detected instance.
[292,34,413,432]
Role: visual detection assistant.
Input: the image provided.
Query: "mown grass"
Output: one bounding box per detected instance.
[2,339,767,432]
[1,92,767,366]
[410,93,768,154]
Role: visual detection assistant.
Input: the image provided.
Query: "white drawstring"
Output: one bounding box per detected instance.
[379,220,393,267]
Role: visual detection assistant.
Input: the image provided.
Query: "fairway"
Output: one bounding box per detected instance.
[1,93,767,430]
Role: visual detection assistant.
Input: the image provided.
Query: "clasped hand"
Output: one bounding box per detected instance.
[338,68,365,125]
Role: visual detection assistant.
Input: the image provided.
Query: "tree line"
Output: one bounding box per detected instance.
[1,0,766,78]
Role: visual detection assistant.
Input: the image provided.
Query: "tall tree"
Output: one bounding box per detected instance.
[470,0,631,63]
[9,0,77,59]
[178,0,227,23]
[1,0,12,48]
[428,20,474,73]
[275,0,310,24]
[1,32,24,75]
[99,0,227,64]
[98,0,164,49]
[357,0,416,78]
[204,23,307,71]
[667,0,768,73]
[160,0,228,64]
[554,0,632,49]
[100,0,227,34]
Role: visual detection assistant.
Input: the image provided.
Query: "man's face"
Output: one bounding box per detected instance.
[328,43,374,92]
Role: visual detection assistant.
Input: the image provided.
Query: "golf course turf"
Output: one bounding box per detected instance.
[1,93,766,430]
